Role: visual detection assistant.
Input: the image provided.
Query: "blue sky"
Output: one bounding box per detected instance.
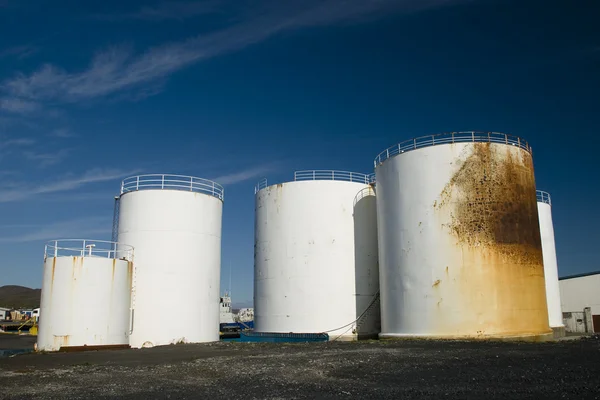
[0,0,598,307]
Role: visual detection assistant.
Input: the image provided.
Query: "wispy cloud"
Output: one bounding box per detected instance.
[0,45,39,60]
[24,148,71,167]
[0,97,40,114]
[211,164,276,185]
[48,128,77,138]
[0,0,461,106]
[0,168,139,202]
[0,137,36,149]
[95,0,222,21]
[0,216,111,243]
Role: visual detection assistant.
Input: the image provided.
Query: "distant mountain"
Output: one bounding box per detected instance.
[0,285,41,309]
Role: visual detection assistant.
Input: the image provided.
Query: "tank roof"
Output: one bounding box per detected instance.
[45,239,134,261]
[255,170,375,194]
[374,131,532,167]
[121,174,224,201]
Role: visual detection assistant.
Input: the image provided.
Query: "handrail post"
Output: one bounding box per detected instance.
[452,132,454,142]
[313,171,315,180]
[518,137,521,148]
[190,177,193,191]
[505,134,508,145]
[471,131,474,142]
[161,175,165,189]
[413,138,416,149]
[136,176,139,191]
[432,135,435,145]
[54,241,58,257]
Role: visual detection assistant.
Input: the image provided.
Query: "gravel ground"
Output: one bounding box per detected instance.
[1,335,599,399]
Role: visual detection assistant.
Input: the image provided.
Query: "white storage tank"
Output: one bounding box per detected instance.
[375,132,552,339]
[117,174,224,348]
[254,170,380,340]
[537,190,565,337]
[37,240,134,352]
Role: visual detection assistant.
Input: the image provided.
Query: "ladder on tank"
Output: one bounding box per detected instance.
[112,196,120,243]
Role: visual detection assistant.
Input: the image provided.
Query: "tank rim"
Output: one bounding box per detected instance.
[374,131,532,167]
[120,174,224,201]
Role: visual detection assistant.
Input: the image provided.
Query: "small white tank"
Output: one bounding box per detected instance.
[117,174,224,348]
[537,190,565,337]
[254,170,380,340]
[375,132,551,339]
[37,240,134,352]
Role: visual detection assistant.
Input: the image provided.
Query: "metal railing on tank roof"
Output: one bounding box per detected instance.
[254,178,268,194]
[44,239,134,261]
[294,170,372,184]
[121,174,224,201]
[374,131,532,167]
[537,190,551,205]
[353,186,376,207]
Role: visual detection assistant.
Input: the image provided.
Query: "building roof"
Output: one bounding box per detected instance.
[559,270,600,281]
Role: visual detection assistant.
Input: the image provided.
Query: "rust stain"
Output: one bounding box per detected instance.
[432,279,441,287]
[51,257,56,287]
[111,259,116,283]
[431,143,549,337]
[437,142,543,265]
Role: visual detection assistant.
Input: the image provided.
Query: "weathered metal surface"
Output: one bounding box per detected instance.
[37,256,132,352]
[118,188,223,348]
[537,197,564,331]
[254,180,379,339]
[376,141,551,338]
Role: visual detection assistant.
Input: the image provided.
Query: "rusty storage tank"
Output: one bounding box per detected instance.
[36,240,134,352]
[254,170,380,340]
[537,190,565,338]
[117,174,224,348]
[374,132,552,339]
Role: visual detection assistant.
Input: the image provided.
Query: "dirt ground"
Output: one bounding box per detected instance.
[1,335,599,399]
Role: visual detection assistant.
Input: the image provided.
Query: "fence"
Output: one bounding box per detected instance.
[374,131,532,166]
[121,174,224,201]
[44,239,134,261]
[294,170,372,184]
[537,190,551,205]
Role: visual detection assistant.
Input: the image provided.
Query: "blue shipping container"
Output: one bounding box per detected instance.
[239,332,329,343]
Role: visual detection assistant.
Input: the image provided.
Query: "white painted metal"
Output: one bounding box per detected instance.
[537,191,564,331]
[254,171,379,339]
[118,174,223,348]
[559,273,600,315]
[375,134,551,339]
[37,240,133,352]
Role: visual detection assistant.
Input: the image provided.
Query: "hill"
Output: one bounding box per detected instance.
[0,285,41,309]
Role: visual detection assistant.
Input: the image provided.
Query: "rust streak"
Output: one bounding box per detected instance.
[437,142,543,265]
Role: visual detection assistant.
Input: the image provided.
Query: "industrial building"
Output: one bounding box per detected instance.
[116,174,224,348]
[253,170,380,340]
[374,132,551,339]
[559,271,600,334]
[37,240,134,352]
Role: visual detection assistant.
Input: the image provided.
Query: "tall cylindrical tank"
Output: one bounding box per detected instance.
[37,240,134,352]
[117,174,224,348]
[254,170,380,340]
[375,132,551,339]
[537,190,565,337]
